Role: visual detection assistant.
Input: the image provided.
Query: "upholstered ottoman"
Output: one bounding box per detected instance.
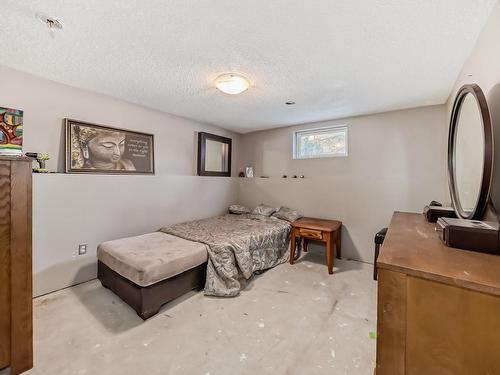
[97,232,208,319]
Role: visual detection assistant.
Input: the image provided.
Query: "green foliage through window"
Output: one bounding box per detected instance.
[294,126,348,159]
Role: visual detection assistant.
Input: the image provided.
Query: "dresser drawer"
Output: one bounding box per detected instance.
[298,228,323,240]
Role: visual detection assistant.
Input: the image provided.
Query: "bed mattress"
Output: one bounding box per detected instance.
[161,213,291,297]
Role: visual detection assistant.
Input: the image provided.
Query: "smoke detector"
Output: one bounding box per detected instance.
[37,14,63,32]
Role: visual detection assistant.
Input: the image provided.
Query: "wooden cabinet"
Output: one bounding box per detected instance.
[0,157,33,375]
[376,212,500,374]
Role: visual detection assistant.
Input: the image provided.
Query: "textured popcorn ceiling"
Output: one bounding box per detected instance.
[0,0,497,133]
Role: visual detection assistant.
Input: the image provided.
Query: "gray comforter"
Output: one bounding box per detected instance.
[160,214,290,297]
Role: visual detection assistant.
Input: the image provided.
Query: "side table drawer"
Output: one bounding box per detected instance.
[299,228,323,240]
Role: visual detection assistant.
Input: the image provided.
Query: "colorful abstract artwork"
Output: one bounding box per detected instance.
[0,107,23,156]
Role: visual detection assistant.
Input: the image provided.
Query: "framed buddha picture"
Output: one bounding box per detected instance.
[65,119,154,174]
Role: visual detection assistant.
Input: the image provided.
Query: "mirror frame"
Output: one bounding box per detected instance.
[197,132,232,177]
[448,84,494,220]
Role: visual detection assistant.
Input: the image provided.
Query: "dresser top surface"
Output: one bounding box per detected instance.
[378,211,500,296]
[0,156,33,162]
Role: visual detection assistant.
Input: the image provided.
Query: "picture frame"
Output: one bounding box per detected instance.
[0,107,23,156]
[65,119,155,174]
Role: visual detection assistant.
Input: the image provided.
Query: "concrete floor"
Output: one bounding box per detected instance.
[4,252,377,375]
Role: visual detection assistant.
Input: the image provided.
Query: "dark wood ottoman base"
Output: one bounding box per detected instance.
[97,260,207,320]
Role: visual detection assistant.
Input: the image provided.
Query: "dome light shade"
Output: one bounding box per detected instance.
[214,73,250,95]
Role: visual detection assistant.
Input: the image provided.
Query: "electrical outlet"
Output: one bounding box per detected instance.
[78,244,87,255]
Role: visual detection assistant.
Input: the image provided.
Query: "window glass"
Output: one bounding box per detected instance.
[294,126,348,159]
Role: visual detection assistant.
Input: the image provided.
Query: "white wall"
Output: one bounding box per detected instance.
[446,2,500,214]
[237,105,449,262]
[447,2,500,106]
[0,66,240,296]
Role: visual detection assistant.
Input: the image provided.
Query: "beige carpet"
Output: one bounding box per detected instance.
[5,252,377,375]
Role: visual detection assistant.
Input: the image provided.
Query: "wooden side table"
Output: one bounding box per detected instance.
[289,217,342,274]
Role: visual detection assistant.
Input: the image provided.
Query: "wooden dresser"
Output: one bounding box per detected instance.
[0,157,33,374]
[376,211,500,374]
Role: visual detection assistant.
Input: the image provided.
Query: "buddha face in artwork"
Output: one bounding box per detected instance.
[87,131,125,166]
[76,127,135,170]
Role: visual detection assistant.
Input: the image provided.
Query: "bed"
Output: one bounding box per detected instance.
[98,212,292,318]
[160,213,291,297]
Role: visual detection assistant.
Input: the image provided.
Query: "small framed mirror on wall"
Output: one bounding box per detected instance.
[197,132,232,177]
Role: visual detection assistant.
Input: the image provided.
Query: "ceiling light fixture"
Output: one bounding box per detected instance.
[214,73,250,95]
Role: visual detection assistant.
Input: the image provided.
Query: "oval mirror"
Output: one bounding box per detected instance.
[448,84,494,219]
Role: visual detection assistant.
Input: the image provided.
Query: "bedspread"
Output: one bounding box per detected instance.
[160,214,290,297]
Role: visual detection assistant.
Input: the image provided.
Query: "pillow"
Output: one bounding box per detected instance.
[228,204,251,215]
[251,203,277,217]
[272,206,303,222]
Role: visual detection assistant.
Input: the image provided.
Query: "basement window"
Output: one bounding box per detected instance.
[293,125,348,159]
